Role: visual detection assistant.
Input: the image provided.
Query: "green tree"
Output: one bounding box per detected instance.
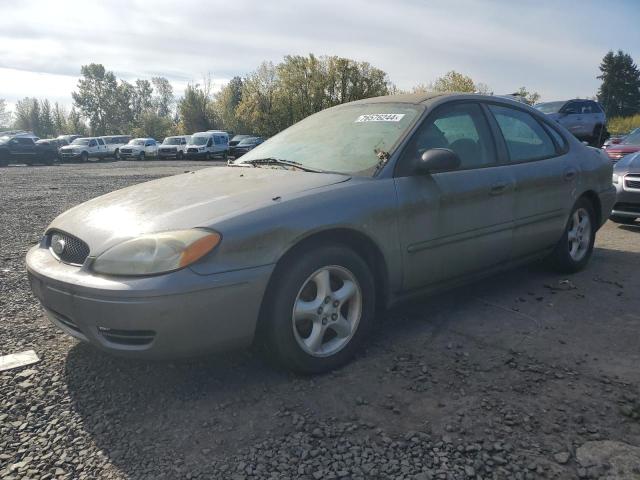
[235,62,281,137]
[597,50,640,117]
[152,77,175,118]
[214,76,246,133]
[178,77,215,133]
[0,98,11,129]
[52,103,68,135]
[131,111,174,140]
[430,71,477,93]
[67,108,88,136]
[40,100,55,138]
[13,97,33,132]
[72,64,121,135]
[131,79,154,123]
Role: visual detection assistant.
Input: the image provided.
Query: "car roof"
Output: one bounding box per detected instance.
[346,92,530,108]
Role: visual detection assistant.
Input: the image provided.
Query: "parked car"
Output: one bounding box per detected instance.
[100,135,131,160]
[230,136,265,158]
[535,99,607,146]
[611,152,640,224]
[602,128,640,162]
[0,134,54,166]
[26,93,615,373]
[35,139,63,164]
[59,137,109,163]
[158,135,191,160]
[56,134,82,145]
[229,134,252,147]
[119,138,158,160]
[185,131,229,160]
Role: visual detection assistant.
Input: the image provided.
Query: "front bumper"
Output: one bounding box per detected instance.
[119,150,142,159]
[158,149,180,159]
[612,176,640,218]
[60,151,82,161]
[185,151,209,159]
[26,244,274,358]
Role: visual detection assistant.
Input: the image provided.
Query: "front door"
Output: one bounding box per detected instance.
[394,102,516,291]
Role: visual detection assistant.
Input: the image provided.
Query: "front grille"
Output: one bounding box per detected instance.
[120,148,132,153]
[614,202,640,214]
[98,327,156,346]
[48,230,90,265]
[187,148,199,153]
[625,176,640,190]
[160,147,176,153]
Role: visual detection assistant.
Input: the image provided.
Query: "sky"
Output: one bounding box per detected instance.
[1,0,639,111]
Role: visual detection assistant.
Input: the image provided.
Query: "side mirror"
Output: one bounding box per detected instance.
[415,148,461,174]
[207,139,213,147]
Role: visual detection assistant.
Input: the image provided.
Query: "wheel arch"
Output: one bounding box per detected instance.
[578,190,602,227]
[255,227,391,339]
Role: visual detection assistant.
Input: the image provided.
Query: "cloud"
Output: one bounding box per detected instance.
[0,0,638,108]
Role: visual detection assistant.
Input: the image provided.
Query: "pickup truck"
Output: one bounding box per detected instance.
[0,134,56,166]
[158,135,190,159]
[100,135,131,160]
[119,138,158,160]
[59,137,109,163]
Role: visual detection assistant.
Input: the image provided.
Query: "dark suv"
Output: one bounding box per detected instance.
[0,134,56,166]
[535,99,607,146]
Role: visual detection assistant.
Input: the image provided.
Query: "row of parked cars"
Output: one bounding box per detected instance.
[0,130,265,166]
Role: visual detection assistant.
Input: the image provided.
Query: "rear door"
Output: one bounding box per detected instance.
[559,101,586,137]
[394,102,516,290]
[486,104,575,259]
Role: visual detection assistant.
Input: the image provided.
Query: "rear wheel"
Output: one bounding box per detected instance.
[610,215,637,225]
[548,198,596,273]
[260,244,375,374]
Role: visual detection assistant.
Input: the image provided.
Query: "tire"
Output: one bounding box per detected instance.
[138,152,145,161]
[610,215,637,225]
[223,151,228,161]
[44,154,54,166]
[260,244,375,374]
[177,151,183,160]
[206,152,212,161]
[0,150,10,167]
[114,149,120,161]
[548,198,596,273]
[80,152,88,163]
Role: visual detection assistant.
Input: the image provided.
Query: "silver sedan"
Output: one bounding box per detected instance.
[26,93,616,373]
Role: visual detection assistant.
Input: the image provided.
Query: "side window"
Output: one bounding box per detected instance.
[89,139,97,147]
[401,102,496,171]
[489,105,557,162]
[544,124,568,152]
[17,138,34,145]
[562,102,579,114]
[214,136,221,145]
[97,138,105,146]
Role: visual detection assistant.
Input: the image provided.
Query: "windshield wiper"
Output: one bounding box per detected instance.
[238,157,325,173]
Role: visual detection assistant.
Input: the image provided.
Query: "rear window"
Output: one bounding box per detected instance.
[489,105,557,162]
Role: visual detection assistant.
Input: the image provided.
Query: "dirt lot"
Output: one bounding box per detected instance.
[1,161,639,480]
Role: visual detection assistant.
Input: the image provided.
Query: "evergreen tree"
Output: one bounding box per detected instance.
[597,50,640,117]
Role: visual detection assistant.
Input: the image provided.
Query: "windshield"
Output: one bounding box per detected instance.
[622,129,640,145]
[237,104,422,175]
[71,139,90,146]
[534,101,565,114]
[238,137,259,146]
[163,137,183,145]
[128,139,146,146]
[189,136,208,145]
[0,136,10,145]
[232,135,250,142]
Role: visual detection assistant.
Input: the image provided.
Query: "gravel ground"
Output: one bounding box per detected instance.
[1,161,639,480]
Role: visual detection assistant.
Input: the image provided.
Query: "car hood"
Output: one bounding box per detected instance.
[47,166,351,255]
[614,152,640,174]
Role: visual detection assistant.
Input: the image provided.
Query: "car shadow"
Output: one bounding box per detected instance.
[618,224,640,233]
[63,246,640,475]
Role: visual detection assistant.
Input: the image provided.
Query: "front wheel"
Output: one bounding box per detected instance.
[80,152,88,163]
[138,152,145,161]
[177,150,183,160]
[610,215,637,225]
[114,149,120,161]
[548,198,596,273]
[260,244,375,374]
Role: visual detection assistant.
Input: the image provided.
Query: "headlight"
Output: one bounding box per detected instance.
[92,229,221,276]
[613,173,619,184]
[198,147,205,151]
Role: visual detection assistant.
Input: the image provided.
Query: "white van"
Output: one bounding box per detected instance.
[185,131,229,160]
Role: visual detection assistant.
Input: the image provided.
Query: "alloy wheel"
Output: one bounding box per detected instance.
[567,207,591,261]
[291,265,362,358]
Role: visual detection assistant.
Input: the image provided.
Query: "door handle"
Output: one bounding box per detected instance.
[489,183,508,196]
[563,169,577,181]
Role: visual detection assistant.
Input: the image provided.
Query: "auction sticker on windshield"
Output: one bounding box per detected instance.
[355,114,405,123]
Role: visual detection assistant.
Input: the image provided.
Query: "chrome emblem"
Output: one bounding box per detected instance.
[51,235,66,256]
